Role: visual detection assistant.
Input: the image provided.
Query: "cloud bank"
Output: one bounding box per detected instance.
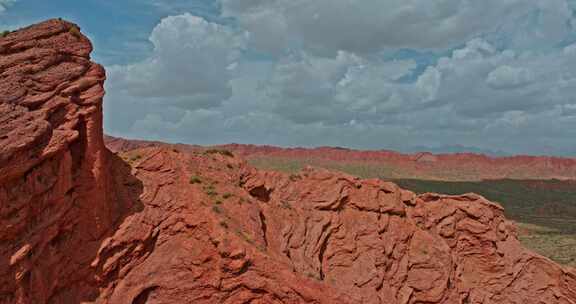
[104,0,576,156]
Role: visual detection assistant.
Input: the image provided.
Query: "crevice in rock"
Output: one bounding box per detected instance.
[316,221,337,281]
[249,185,271,203]
[259,210,268,249]
[69,118,87,174]
[46,104,68,129]
[131,286,158,304]
[318,237,329,281]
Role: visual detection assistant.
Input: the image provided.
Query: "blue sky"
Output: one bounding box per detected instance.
[3,0,576,156]
[0,0,222,64]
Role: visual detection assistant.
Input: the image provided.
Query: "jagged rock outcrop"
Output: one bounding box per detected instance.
[0,19,140,303]
[240,167,576,303]
[1,19,575,304]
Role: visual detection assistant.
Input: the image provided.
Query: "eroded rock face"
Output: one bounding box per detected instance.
[1,19,575,304]
[0,20,140,303]
[240,167,576,303]
[87,146,576,304]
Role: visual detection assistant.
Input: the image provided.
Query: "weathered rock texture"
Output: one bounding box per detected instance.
[1,19,575,304]
[0,20,140,303]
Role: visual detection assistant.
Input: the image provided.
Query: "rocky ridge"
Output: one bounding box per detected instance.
[105,139,576,181]
[1,19,575,304]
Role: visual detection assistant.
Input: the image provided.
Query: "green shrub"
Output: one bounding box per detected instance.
[205,188,218,197]
[239,231,254,244]
[69,26,82,39]
[205,149,234,157]
[1,30,10,38]
[130,154,142,162]
[189,176,202,184]
[222,193,233,199]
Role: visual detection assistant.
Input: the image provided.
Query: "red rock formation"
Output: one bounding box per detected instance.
[239,167,576,303]
[0,19,140,303]
[1,20,575,304]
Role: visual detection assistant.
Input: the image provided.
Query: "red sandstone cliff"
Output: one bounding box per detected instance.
[0,19,144,303]
[1,20,575,304]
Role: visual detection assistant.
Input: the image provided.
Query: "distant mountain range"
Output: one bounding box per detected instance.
[406,144,510,157]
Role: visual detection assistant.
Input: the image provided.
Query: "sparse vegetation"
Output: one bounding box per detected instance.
[69,26,82,39]
[205,149,234,157]
[204,184,218,197]
[1,30,10,38]
[280,200,292,209]
[189,176,202,184]
[239,231,254,244]
[121,152,143,165]
[212,206,222,214]
[222,193,233,199]
[304,271,320,281]
[130,154,142,161]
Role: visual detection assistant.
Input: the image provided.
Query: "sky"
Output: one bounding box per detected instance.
[3,1,576,156]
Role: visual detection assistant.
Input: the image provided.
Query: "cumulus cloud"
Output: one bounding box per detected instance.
[261,51,426,124]
[108,13,247,110]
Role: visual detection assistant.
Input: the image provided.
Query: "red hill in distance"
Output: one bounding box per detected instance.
[220,144,576,182]
[105,139,576,181]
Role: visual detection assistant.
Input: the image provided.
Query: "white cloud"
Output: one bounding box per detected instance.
[108,13,247,110]
[415,67,441,103]
[220,0,566,56]
[486,66,534,89]
[262,51,420,124]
